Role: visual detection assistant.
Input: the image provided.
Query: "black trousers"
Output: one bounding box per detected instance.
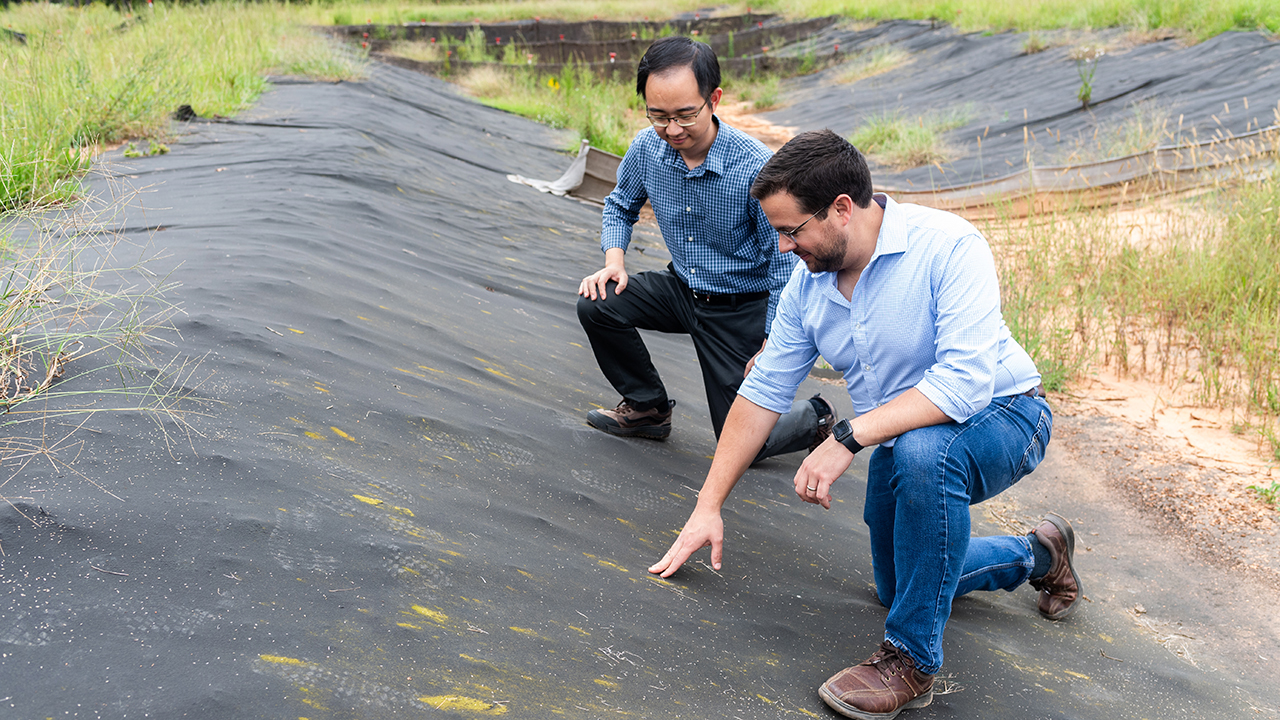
[576,268,771,439]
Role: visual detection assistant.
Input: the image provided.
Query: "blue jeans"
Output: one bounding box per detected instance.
[863,393,1052,674]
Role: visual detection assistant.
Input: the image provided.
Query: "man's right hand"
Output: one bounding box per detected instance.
[648,508,724,578]
[579,248,629,300]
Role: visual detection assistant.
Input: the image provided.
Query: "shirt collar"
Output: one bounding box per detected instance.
[869,193,907,262]
[660,115,726,176]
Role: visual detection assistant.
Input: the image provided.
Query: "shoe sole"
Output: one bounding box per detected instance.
[1041,511,1082,621]
[818,685,933,720]
[586,414,670,440]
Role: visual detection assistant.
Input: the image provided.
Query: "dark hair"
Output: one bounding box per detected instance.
[635,37,721,100]
[750,130,874,213]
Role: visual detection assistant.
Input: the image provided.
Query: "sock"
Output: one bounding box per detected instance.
[1030,534,1052,579]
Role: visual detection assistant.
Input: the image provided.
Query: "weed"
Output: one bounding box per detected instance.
[2,179,203,500]
[1021,31,1048,54]
[1070,43,1105,110]
[1248,481,1280,508]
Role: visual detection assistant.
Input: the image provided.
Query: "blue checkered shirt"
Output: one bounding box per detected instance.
[739,195,1042,442]
[601,119,796,329]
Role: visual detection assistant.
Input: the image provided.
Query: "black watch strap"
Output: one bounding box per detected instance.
[832,418,864,455]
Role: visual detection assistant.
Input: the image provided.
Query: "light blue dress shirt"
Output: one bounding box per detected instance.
[738,194,1041,441]
[601,119,797,329]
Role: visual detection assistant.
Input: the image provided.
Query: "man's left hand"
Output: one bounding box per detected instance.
[793,436,855,509]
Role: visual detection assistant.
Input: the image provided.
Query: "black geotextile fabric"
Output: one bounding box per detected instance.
[765,20,1280,189]
[0,65,1274,719]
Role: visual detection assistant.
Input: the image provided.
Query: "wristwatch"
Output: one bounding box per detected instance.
[831,419,864,455]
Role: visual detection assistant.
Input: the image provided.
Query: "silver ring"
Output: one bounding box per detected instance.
[806,485,818,491]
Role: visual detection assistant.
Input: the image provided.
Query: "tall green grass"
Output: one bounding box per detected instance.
[307,0,1279,40]
[456,63,645,155]
[1,2,365,212]
[988,145,1280,458]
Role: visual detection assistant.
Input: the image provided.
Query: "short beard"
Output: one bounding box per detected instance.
[802,223,847,273]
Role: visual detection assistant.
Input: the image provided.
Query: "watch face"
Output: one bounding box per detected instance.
[833,418,852,441]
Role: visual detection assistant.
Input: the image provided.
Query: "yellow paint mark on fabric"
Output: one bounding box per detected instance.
[510,627,538,636]
[313,386,330,394]
[331,427,356,442]
[357,315,371,322]
[486,368,516,381]
[617,518,636,528]
[304,431,325,440]
[394,506,415,517]
[398,622,422,630]
[594,679,617,689]
[412,605,448,624]
[417,695,507,714]
[289,328,304,334]
[299,697,327,710]
[568,342,583,348]
[517,569,534,579]
[1064,670,1090,680]
[668,492,686,500]
[1098,634,1114,643]
[756,694,775,704]
[568,626,589,636]
[418,365,446,373]
[259,654,306,666]
[396,367,427,378]
[353,495,384,506]
[597,560,628,573]
[798,708,821,717]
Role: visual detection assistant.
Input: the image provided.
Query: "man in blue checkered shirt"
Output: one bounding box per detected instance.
[576,37,834,459]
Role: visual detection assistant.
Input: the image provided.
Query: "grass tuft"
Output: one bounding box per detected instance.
[2,180,204,502]
[850,107,972,169]
[833,45,911,84]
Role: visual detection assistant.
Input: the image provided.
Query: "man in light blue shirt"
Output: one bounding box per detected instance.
[577,37,832,459]
[649,130,1083,720]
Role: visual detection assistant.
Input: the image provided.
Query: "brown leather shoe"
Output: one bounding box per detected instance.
[818,641,934,720]
[586,399,675,440]
[1028,512,1082,620]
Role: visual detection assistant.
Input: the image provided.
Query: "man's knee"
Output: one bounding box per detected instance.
[576,289,611,327]
[887,425,953,480]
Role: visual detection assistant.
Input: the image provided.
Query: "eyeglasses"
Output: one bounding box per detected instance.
[778,203,829,241]
[646,100,708,128]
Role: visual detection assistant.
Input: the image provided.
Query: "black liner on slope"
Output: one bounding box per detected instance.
[0,65,1273,719]
[765,20,1280,191]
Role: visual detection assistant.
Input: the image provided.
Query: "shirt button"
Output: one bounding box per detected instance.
[686,207,691,212]
[864,365,872,371]
[687,236,693,242]
[691,268,697,274]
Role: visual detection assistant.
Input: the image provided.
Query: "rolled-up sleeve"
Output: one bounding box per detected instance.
[915,235,1001,423]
